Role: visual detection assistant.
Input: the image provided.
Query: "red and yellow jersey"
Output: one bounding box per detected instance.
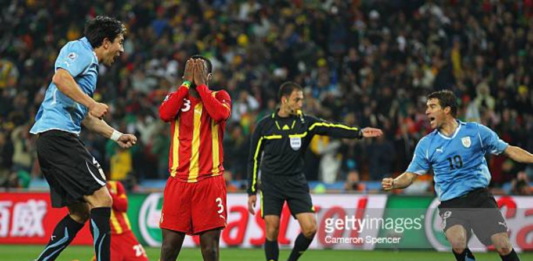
[159,84,232,183]
[107,181,132,235]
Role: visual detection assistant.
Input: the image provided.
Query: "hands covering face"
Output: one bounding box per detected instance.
[182,58,209,87]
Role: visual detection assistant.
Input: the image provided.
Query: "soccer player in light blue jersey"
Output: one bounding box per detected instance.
[31,16,137,261]
[382,90,532,261]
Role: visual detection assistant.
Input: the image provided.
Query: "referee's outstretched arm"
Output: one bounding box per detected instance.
[307,115,383,139]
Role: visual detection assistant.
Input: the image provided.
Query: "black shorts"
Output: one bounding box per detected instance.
[37,130,106,208]
[438,188,507,246]
[260,173,314,218]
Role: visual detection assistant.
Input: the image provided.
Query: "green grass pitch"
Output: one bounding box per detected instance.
[1,245,532,261]
[0,245,533,261]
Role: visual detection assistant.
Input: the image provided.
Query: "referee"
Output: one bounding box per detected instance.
[247,82,383,261]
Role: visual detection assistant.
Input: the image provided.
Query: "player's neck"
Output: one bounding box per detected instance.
[93,47,105,63]
[277,107,291,118]
[439,118,459,137]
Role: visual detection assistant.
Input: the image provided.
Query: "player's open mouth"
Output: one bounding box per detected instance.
[429,117,436,124]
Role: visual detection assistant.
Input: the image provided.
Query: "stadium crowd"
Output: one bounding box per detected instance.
[0,0,531,194]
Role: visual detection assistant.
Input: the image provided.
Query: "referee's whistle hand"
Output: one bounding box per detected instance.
[248,195,257,215]
[361,127,384,138]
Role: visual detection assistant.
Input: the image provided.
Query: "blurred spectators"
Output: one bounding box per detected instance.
[1,0,532,192]
[344,169,365,192]
[511,171,531,195]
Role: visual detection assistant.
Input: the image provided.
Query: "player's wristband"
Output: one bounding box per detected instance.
[110,130,123,142]
[182,81,191,89]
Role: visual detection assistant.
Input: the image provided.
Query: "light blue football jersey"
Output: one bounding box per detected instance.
[406,121,508,201]
[30,37,99,135]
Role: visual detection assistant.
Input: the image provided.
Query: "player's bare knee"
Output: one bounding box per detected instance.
[448,235,467,250]
[449,239,467,250]
[201,245,218,260]
[265,219,280,240]
[161,241,178,257]
[67,203,90,223]
[266,227,279,241]
[451,246,467,255]
[302,225,317,238]
[492,233,512,255]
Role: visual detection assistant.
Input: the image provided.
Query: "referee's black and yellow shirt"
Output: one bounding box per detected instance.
[246,110,363,195]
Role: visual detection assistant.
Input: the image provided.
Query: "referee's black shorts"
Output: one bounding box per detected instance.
[260,173,314,218]
[438,188,507,246]
[37,130,106,208]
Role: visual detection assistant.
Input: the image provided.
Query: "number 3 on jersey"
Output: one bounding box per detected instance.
[216,197,224,214]
[181,98,191,112]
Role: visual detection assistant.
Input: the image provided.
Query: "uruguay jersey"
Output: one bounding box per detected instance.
[30,37,99,135]
[406,121,508,201]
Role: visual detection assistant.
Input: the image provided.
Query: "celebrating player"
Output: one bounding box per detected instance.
[382,90,532,261]
[31,16,137,261]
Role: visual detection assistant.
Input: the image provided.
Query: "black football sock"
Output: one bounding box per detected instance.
[287,233,314,261]
[36,215,84,261]
[90,207,111,261]
[500,249,520,261]
[265,239,279,261]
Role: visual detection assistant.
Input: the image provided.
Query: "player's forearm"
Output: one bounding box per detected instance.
[82,114,115,139]
[53,69,96,109]
[505,146,533,164]
[159,86,189,122]
[196,85,231,121]
[393,172,418,189]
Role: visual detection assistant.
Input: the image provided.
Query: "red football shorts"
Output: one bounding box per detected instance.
[93,230,148,261]
[160,175,227,235]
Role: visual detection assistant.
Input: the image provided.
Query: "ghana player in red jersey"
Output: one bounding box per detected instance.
[92,181,148,261]
[158,56,231,261]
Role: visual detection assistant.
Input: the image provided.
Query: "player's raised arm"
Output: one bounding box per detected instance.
[196,85,232,122]
[53,69,108,118]
[193,58,232,122]
[477,122,533,164]
[503,146,533,163]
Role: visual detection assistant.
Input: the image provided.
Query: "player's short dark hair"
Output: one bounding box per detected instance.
[278,81,303,101]
[191,55,212,73]
[85,16,126,48]
[428,90,458,117]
